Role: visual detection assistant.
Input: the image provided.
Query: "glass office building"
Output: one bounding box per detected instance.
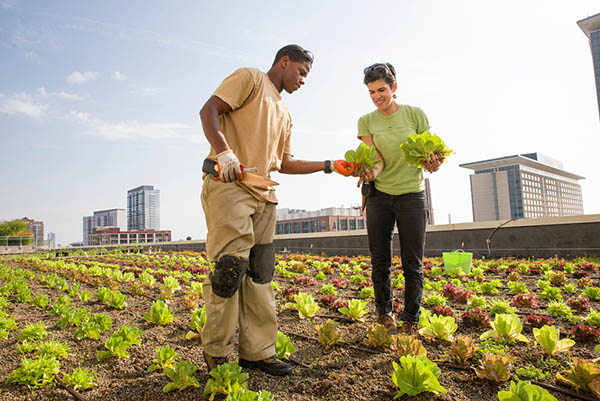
[127,185,160,231]
[578,13,600,119]
[460,153,584,222]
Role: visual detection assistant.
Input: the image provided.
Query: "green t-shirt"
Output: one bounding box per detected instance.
[357,104,430,195]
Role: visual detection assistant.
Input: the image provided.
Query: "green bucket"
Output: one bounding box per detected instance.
[442,250,472,276]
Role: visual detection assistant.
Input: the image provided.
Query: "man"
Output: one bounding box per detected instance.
[199,44,341,376]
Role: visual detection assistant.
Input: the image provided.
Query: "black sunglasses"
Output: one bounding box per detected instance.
[363,63,392,76]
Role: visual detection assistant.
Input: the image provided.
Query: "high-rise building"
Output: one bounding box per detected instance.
[19,217,44,245]
[47,232,56,248]
[460,153,584,222]
[127,185,160,231]
[578,13,600,119]
[83,208,126,245]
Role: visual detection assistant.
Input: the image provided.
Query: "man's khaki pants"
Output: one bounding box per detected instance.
[200,176,277,361]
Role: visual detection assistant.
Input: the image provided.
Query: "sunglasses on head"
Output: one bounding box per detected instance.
[363,63,392,76]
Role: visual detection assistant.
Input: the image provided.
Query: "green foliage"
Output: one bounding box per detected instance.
[186,305,206,340]
[489,299,517,316]
[555,357,600,396]
[6,356,60,389]
[359,286,375,298]
[475,353,512,382]
[275,331,296,360]
[96,326,142,361]
[391,355,447,397]
[314,271,326,281]
[586,308,600,327]
[32,294,50,309]
[57,308,90,329]
[107,290,127,309]
[285,292,320,318]
[390,334,427,357]
[316,319,342,348]
[338,298,369,321]
[163,360,200,393]
[537,280,551,291]
[319,284,337,296]
[74,314,112,340]
[365,323,393,347]
[0,312,17,339]
[35,339,71,360]
[62,367,98,391]
[148,346,180,372]
[140,271,156,288]
[225,389,275,401]
[18,322,48,341]
[349,274,366,286]
[203,362,248,400]
[399,131,453,169]
[423,293,447,307]
[582,287,600,300]
[497,379,558,401]
[479,280,501,295]
[467,295,488,310]
[533,325,575,355]
[418,314,457,341]
[546,301,572,318]
[507,281,529,295]
[344,142,381,173]
[480,314,529,344]
[563,283,577,295]
[515,365,552,381]
[539,287,562,302]
[144,300,174,326]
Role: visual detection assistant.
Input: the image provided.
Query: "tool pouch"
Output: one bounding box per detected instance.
[361,181,374,197]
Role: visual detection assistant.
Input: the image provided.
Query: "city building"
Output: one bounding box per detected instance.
[19,217,44,245]
[276,207,366,235]
[47,232,56,248]
[88,227,171,246]
[83,208,126,245]
[460,153,584,222]
[578,12,600,119]
[127,185,160,231]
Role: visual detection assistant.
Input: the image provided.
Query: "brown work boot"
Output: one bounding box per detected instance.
[239,355,293,376]
[376,313,397,331]
[203,351,227,372]
[400,320,418,335]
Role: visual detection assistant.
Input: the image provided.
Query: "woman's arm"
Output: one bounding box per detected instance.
[358,136,384,185]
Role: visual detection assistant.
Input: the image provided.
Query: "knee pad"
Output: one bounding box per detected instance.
[247,243,275,284]
[210,255,249,298]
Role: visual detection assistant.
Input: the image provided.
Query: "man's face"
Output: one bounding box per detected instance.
[283,60,311,94]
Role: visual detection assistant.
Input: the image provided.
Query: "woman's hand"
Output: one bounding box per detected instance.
[357,163,380,187]
[422,152,444,173]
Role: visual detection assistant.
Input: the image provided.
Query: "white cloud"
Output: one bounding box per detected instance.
[66,71,99,85]
[37,86,82,100]
[67,109,200,142]
[0,92,47,120]
[112,71,126,81]
[128,87,163,96]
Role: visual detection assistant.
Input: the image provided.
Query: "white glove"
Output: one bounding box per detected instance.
[216,149,242,182]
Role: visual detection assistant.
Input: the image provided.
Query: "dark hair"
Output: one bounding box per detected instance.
[363,62,396,88]
[272,44,314,66]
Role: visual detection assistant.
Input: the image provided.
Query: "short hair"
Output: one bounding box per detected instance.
[363,62,396,88]
[272,44,314,66]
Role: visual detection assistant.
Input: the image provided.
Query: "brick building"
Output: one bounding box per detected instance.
[88,227,171,246]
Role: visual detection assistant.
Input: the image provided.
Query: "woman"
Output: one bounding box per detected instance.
[357,63,442,333]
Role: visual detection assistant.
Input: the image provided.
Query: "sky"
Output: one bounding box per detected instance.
[1,0,599,245]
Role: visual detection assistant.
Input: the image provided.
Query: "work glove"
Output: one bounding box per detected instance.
[216,149,242,182]
[333,160,360,177]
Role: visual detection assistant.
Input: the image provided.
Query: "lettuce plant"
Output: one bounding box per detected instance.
[567,296,590,312]
[275,331,296,360]
[35,339,71,360]
[0,313,17,339]
[61,367,98,391]
[449,335,478,365]
[570,325,600,342]
[511,293,539,309]
[203,362,248,400]
[480,314,529,344]
[582,287,600,300]
[6,356,60,389]
[419,314,457,342]
[533,325,575,355]
[545,300,572,318]
[391,355,447,397]
[140,271,156,288]
[497,379,557,401]
[488,299,517,316]
[148,345,180,372]
[18,322,48,341]
[163,360,200,393]
[399,131,453,169]
[316,319,342,348]
[338,298,369,321]
[423,293,447,307]
[508,281,529,295]
[285,292,320,318]
[225,389,275,401]
[556,357,600,397]
[390,334,427,357]
[359,286,375,298]
[466,295,488,310]
[475,353,511,382]
[186,305,206,340]
[539,287,562,302]
[364,323,392,348]
[32,294,50,309]
[144,300,174,326]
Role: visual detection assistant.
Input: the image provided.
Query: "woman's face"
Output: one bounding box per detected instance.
[367,79,397,112]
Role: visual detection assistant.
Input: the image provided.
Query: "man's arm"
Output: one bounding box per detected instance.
[279,153,327,174]
[199,95,233,154]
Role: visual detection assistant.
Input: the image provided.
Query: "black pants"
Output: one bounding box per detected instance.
[366,189,427,321]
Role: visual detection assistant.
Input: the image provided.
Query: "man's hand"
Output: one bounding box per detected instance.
[216,150,242,182]
[422,152,444,173]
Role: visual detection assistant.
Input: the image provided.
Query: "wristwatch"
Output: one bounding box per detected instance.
[324,160,332,174]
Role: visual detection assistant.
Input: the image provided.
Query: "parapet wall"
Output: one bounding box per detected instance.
[43,214,600,259]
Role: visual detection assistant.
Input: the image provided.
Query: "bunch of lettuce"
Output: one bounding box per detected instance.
[338,143,380,176]
[400,131,452,169]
